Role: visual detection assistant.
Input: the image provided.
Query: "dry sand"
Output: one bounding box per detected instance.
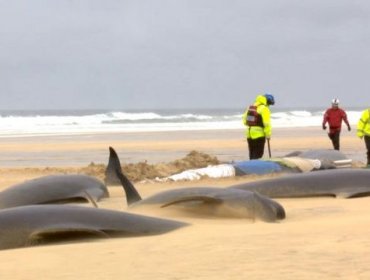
[0,127,369,280]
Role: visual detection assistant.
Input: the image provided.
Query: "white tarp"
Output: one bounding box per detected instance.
[156,164,235,182]
[280,157,321,172]
[333,159,352,168]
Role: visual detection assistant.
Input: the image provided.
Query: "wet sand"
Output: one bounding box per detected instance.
[0,127,364,167]
[0,127,368,280]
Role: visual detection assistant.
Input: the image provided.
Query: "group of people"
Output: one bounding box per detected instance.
[242,94,370,168]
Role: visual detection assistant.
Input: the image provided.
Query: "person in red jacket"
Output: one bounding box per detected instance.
[322,98,351,150]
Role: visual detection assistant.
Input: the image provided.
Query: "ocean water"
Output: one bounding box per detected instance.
[0,107,364,137]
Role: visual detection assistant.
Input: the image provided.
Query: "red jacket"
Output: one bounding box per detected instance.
[322,108,350,133]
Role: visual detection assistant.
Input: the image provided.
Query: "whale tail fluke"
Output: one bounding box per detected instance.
[106,147,142,205]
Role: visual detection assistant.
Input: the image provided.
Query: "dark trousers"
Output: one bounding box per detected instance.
[328,131,340,150]
[365,135,370,165]
[247,137,266,160]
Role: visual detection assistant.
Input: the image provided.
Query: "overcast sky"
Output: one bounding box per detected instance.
[0,0,369,110]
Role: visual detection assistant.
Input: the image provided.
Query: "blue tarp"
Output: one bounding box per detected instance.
[232,160,283,175]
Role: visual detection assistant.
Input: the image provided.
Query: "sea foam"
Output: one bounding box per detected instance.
[0,108,363,137]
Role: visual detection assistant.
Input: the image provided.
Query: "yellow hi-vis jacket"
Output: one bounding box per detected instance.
[242,95,272,139]
[357,108,370,138]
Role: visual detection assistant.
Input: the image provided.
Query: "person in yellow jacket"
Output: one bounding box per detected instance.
[242,94,275,159]
[357,108,370,168]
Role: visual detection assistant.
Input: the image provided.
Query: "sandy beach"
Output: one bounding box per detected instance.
[0,126,365,167]
[0,127,369,280]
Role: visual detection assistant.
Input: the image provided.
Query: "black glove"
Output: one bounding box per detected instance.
[348,126,351,131]
[322,125,326,130]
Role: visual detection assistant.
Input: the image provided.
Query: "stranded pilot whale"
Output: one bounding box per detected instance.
[229,169,370,198]
[0,204,188,250]
[106,147,285,222]
[0,174,109,209]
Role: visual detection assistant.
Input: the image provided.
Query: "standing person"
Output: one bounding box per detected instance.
[322,98,351,150]
[357,108,370,168]
[242,93,275,159]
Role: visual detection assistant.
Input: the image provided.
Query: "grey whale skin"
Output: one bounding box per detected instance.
[0,205,188,250]
[229,169,370,198]
[0,174,109,209]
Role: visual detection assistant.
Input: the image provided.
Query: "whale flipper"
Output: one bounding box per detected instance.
[160,196,223,208]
